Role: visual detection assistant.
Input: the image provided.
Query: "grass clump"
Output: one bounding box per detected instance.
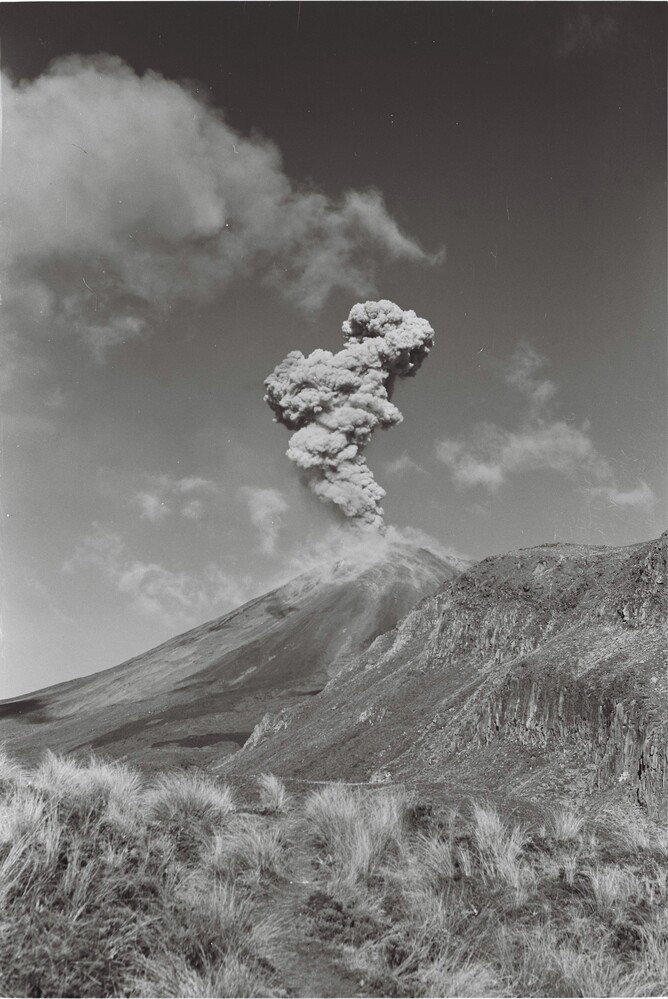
[1,750,666,998]
[302,795,668,998]
[257,772,291,814]
[0,752,280,998]
[303,783,410,884]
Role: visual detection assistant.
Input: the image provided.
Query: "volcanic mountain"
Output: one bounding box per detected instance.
[222,533,667,818]
[0,543,459,770]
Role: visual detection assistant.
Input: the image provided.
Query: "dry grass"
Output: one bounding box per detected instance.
[0,750,666,997]
[301,793,668,998]
[0,752,281,998]
[303,782,410,885]
[257,772,291,815]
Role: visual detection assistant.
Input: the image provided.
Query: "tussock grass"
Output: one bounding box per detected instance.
[205,815,287,884]
[0,753,280,998]
[1,750,666,997]
[303,783,410,884]
[257,772,291,814]
[303,794,668,998]
[549,805,585,842]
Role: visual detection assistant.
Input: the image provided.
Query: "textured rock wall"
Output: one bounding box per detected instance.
[466,672,666,814]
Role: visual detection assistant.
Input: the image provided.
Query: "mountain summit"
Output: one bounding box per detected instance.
[0,543,459,769]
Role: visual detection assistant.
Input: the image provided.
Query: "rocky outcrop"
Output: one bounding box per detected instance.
[464,659,666,812]
[225,534,667,816]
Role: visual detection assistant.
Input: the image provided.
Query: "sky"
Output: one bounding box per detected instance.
[1,2,665,698]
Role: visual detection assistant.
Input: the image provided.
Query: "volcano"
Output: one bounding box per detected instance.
[1,533,664,818]
[0,543,459,769]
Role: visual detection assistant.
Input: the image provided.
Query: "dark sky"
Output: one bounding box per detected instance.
[1,2,665,697]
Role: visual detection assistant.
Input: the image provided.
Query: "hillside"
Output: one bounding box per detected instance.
[222,533,667,817]
[0,544,458,769]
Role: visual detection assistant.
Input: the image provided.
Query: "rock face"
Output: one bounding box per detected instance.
[0,544,459,769]
[223,533,667,817]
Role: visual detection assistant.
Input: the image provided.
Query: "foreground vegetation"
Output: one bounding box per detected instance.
[0,750,666,998]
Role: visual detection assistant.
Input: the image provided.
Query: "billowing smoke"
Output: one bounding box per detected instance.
[264,300,435,530]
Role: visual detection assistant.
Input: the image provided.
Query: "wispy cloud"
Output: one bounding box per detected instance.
[64,525,250,626]
[240,487,289,555]
[181,499,206,521]
[2,54,438,378]
[78,315,146,364]
[133,475,218,523]
[135,492,171,524]
[503,342,556,409]
[437,419,610,490]
[437,343,651,510]
[556,11,618,58]
[383,452,426,477]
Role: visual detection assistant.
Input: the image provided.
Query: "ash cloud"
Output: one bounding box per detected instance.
[265,300,434,530]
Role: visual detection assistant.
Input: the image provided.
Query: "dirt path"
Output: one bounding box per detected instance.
[266,842,366,999]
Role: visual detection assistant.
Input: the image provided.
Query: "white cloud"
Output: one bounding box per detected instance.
[434,343,653,503]
[437,419,610,490]
[64,525,250,626]
[163,476,217,495]
[181,499,205,521]
[78,315,146,364]
[240,487,288,555]
[504,343,557,409]
[133,474,218,523]
[587,480,658,512]
[136,491,171,523]
[384,452,425,477]
[2,54,437,375]
[438,345,659,514]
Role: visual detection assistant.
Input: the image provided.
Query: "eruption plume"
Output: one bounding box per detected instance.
[264,300,435,530]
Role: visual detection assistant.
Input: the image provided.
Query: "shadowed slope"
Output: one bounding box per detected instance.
[0,544,459,769]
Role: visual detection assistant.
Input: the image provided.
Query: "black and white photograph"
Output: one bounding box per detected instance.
[0,2,666,996]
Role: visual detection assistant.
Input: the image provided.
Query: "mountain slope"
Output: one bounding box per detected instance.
[0,544,459,769]
[222,533,667,816]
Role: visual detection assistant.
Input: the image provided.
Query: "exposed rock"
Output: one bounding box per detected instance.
[224,534,667,817]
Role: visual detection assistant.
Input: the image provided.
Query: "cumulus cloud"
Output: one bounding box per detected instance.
[64,525,250,626]
[133,474,218,523]
[265,300,435,529]
[437,343,651,508]
[240,487,289,555]
[438,419,610,489]
[587,480,657,512]
[2,54,437,373]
